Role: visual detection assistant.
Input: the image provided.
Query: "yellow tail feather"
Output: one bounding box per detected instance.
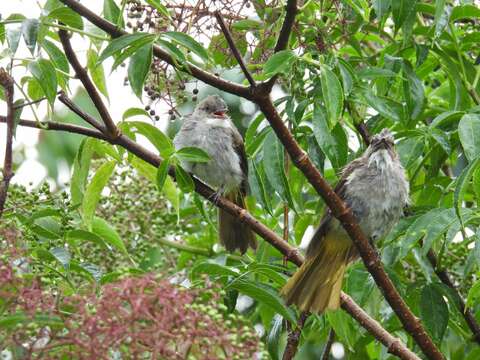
[281,234,352,313]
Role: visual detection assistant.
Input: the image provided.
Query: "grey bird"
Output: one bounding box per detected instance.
[173,95,257,254]
[281,128,409,313]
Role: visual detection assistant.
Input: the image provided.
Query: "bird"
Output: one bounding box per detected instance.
[281,128,409,313]
[173,95,257,254]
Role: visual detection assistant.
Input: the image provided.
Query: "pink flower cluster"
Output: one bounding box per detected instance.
[0,261,262,359]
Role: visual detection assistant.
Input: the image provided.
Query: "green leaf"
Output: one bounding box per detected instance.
[466,280,480,309]
[92,216,128,256]
[41,39,69,74]
[103,0,122,26]
[458,113,480,163]
[228,279,296,324]
[362,90,403,122]
[249,160,273,215]
[420,283,449,343]
[357,67,398,79]
[232,19,263,31]
[21,19,39,55]
[403,61,424,122]
[264,50,296,76]
[12,99,24,138]
[28,59,58,107]
[175,147,211,163]
[391,0,417,32]
[175,164,195,193]
[312,105,345,169]
[50,247,71,269]
[71,138,94,206]
[128,43,152,99]
[162,31,209,62]
[82,160,116,229]
[145,0,170,18]
[48,6,84,30]
[98,33,156,63]
[450,4,480,22]
[67,229,110,250]
[396,136,424,169]
[433,0,448,37]
[0,313,63,329]
[6,27,22,55]
[157,39,187,64]
[192,261,240,278]
[123,121,174,158]
[453,157,480,225]
[87,49,109,99]
[122,107,150,120]
[156,158,170,192]
[319,66,343,125]
[263,130,296,210]
[0,22,5,44]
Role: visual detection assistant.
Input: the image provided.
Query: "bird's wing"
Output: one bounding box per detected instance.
[230,126,249,195]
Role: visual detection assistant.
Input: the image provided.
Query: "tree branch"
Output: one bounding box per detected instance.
[0,68,15,218]
[2,115,419,360]
[282,311,309,360]
[58,91,105,132]
[321,329,335,360]
[214,11,256,87]
[59,0,252,100]
[58,29,119,138]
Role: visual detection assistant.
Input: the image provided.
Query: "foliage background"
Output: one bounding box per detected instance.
[1,0,480,359]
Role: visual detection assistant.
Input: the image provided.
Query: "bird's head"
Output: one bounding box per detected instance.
[194,95,228,118]
[365,128,398,168]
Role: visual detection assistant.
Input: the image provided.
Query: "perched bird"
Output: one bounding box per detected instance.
[173,95,256,254]
[281,129,409,313]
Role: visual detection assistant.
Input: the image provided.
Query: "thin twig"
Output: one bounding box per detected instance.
[282,311,308,360]
[214,11,256,87]
[321,329,335,360]
[58,29,120,138]
[58,91,105,132]
[0,68,15,218]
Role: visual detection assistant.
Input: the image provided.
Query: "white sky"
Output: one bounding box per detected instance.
[0,0,154,187]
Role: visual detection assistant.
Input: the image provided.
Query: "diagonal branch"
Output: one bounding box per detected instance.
[282,311,309,360]
[0,68,15,218]
[214,11,256,87]
[1,115,420,360]
[59,0,252,99]
[58,91,105,132]
[321,329,335,360]
[58,29,119,138]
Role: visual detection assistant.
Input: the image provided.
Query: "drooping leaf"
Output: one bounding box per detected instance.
[162,31,209,62]
[312,105,345,169]
[98,33,156,63]
[420,283,449,343]
[122,121,174,158]
[6,27,22,55]
[264,50,296,76]
[82,160,116,229]
[156,158,170,192]
[48,6,84,30]
[41,39,69,74]
[122,107,150,120]
[92,216,128,256]
[71,138,94,206]
[453,157,480,225]
[50,247,71,269]
[319,66,343,125]
[87,49,109,99]
[103,0,123,26]
[267,314,283,360]
[21,19,39,55]
[128,43,152,99]
[458,113,480,163]
[175,147,211,163]
[28,59,58,107]
[175,164,195,193]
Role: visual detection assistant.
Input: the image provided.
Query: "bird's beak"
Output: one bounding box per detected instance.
[213,108,228,117]
[376,138,391,150]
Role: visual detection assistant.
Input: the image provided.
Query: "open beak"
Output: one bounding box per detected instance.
[213,109,228,117]
[376,138,390,150]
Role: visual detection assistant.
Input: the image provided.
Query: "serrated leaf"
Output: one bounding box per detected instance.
[175,147,211,163]
[319,66,343,125]
[264,50,296,76]
[82,160,116,229]
[175,164,195,193]
[458,113,480,163]
[48,6,84,30]
[28,59,57,107]
[21,19,39,55]
[420,284,449,342]
[162,31,209,62]
[92,216,128,256]
[128,43,152,98]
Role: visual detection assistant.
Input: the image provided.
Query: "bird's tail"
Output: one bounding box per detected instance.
[281,235,352,313]
[218,191,257,254]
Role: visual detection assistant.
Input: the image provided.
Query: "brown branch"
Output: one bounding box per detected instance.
[214,11,256,87]
[58,92,105,132]
[426,248,480,344]
[2,115,419,360]
[59,0,252,100]
[58,29,120,138]
[282,311,308,360]
[321,329,335,360]
[0,68,15,218]
[255,96,443,360]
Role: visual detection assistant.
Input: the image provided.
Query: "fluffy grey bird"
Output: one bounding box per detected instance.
[281,128,409,313]
[173,95,256,254]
